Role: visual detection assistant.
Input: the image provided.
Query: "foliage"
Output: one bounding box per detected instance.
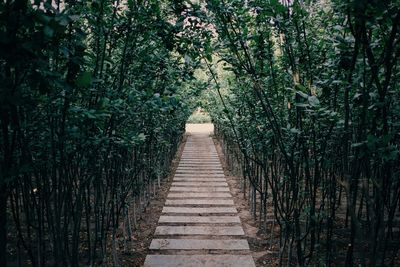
[1,0,400,266]
[187,108,212,123]
[187,112,212,123]
[203,0,400,266]
[0,0,203,265]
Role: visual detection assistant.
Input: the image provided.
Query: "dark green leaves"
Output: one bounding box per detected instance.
[75,72,92,87]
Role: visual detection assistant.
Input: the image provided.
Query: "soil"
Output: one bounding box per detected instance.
[116,123,277,266]
[212,135,280,267]
[117,123,400,267]
[114,135,188,266]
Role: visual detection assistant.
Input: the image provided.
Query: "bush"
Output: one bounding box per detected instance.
[187,113,212,123]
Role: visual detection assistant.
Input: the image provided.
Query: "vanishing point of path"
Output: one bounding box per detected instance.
[144,125,255,267]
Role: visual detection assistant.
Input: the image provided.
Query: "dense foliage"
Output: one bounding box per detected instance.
[0,0,206,266]
[202,0,400,266]
[2,0,400,266]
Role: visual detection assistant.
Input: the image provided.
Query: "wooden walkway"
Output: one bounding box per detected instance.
[144,131,255,266]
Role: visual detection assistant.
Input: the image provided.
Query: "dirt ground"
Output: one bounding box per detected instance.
[115,135,188,266]
[211,134,279,267]
[118,124,399,267]
[121,123,275,266]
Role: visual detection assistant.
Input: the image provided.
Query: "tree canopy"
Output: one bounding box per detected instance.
[1,0,400,266]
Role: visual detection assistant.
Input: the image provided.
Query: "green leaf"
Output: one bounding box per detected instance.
[76,72,92,87]
[290,128,301,134]
[308,96,320,107]
[138,133,146,141]
[68,15,80,21]
[296,90,309,99]
[351,142,365,148]
[44,26,54,38]
[294,103,309,108]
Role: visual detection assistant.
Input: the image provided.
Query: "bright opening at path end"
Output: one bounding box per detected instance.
[186,123,214,135]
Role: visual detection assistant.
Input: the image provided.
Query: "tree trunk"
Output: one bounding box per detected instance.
[0,187,7,267]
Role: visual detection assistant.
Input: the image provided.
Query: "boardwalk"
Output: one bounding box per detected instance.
[144,126,255,267]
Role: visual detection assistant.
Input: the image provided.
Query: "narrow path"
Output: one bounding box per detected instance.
[144,130,255,267]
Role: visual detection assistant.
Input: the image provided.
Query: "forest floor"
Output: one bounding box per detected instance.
[120,124,278,266]
[213,134,280,266]
[115,135,188,266]
[126,124,215,265]
[111,123,400,266]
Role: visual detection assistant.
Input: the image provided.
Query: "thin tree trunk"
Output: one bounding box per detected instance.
[0,188,7,267]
